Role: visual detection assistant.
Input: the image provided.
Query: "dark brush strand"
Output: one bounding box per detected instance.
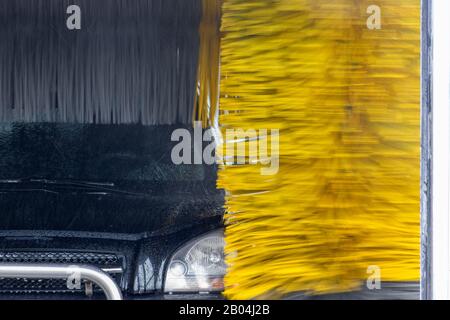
[0,0,202,125]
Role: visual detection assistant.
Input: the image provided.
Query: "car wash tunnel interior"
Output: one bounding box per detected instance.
[0,0,442,300]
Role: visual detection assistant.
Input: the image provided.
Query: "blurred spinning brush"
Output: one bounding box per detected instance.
[217,0,420,299]
[0,0,206,125]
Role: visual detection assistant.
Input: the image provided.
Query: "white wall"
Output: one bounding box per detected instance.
[432,0,450,300]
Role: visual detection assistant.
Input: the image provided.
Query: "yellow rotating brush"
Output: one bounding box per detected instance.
[216,0,420,299]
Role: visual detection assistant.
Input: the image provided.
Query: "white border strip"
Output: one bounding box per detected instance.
[432,0,450,300]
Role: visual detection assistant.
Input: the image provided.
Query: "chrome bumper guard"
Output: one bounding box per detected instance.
[0,264,123,300]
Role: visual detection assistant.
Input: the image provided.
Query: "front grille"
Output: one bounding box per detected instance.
[0,251,121,266]
[0,251,124,294]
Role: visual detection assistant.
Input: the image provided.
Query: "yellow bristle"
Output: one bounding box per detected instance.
[195,0,222,127]
[218,0,420,299]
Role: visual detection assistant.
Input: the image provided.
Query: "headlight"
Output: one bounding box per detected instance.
[164,230,226,293]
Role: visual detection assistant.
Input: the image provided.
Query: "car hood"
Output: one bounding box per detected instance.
[0,185,223,234]
[0,123,224,235]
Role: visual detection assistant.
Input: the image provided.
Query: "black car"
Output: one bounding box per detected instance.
[0,0,225,300]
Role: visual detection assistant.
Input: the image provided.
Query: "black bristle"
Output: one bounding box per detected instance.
[0,0,202,125]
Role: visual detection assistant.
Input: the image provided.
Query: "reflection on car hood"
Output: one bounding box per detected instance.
[0,185,223,234]
[0,123,224,234]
